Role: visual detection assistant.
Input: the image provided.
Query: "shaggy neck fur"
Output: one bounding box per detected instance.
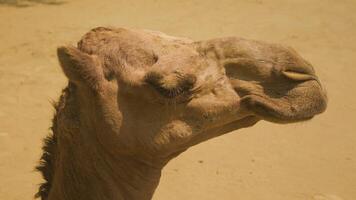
[36,85,163,200]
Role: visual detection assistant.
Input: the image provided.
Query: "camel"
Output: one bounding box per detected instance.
[36,27,327,200]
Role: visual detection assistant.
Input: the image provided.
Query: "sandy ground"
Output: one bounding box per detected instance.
[0,0,355,199]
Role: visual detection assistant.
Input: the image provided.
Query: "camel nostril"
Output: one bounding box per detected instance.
[153,53,159,64]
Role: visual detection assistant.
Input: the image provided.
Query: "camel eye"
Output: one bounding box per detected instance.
[145,72,196,99]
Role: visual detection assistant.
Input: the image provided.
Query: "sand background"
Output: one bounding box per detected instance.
[0,0,355,199]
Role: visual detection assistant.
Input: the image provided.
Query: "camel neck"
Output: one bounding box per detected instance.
[44,86,164,200]
[47,131,163,200]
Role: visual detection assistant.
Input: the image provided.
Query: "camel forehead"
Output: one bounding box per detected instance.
[78,27,194,56]
[77,27,205,74]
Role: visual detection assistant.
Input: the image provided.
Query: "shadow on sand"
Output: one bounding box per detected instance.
[0,0,65,7]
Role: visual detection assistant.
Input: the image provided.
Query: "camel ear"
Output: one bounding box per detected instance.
[57,46,105,89]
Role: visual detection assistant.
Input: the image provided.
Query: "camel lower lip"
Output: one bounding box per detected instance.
[240,93,323,124]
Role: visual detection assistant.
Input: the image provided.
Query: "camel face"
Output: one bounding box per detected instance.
[57,27,327,158]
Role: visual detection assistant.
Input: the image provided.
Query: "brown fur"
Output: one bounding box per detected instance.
[36,134,56,199]
[36,85,78,200]
[36,27,327,200]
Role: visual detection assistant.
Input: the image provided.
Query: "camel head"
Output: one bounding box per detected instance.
[57,27,327,163]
